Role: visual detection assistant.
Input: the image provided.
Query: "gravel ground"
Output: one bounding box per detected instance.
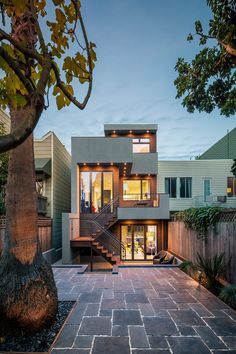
[0,301,74,353]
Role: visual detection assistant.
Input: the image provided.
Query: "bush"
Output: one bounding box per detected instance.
[196,252,225,293]
[220,285,236,310]
[175,207,222,239]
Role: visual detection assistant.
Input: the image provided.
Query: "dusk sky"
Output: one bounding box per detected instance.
[35,0,236,160]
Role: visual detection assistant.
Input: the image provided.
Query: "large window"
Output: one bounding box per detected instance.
[165,177,192,198]
[165,177,177,198]
[123,179,150,200]
[227,177,236,197]
[180,177,192,198]
[132,138,150,153]
[81,171,113,213]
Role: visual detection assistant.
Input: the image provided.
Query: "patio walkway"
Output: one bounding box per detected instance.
[52,267,236,354]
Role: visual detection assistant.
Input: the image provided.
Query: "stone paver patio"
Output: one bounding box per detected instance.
[51,267,236,354]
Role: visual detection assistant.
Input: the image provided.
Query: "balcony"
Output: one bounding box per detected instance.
[117,193,169,220]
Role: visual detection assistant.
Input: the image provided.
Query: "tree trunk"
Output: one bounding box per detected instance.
[0,107,58,333]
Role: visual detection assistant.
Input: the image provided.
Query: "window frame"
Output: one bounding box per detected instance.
[80,171,114,213]
[165,177,177,198]
[132,138,150,153]
[227,177,236,197]
[179,177,192,199]
[123,179,151,200]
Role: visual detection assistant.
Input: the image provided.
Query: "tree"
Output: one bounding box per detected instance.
[0,122,8,177]
[174,0,236,117]
[0,0,96,333]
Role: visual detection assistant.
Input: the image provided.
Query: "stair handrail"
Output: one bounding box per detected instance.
[89,218,126,258]
[93,195,120,221]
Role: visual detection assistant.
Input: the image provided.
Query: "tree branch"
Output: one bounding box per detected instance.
[0,28,43,62]
[0,46,34,94]
[0,93,44,153]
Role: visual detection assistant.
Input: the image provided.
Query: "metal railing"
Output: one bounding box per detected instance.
[89,195,126,259]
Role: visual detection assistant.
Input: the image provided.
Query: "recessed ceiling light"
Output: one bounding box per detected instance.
[97,162,100,165]
[110,162,113,165]
[83,163,86,166]
[136,174,138,176]
[124,162,127,166]
[113,130,116,134]
[129,130,132,133]
[146,130,150,133]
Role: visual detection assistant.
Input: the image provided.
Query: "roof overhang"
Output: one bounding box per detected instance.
[35,158,51,177]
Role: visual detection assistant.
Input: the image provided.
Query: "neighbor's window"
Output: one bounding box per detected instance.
[165,177,177,198]
[227,177,236,197]
[123,179,151,200]
[132,138,150,153]
[180,177,192,198]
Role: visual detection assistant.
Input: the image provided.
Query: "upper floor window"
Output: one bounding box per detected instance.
[165,177,177,198]
[227,177,236,197]
[165,177,192,198]
[180,177,192,198]
[132,138,150,153]
[81,171,113,213]
[123,179,150,200]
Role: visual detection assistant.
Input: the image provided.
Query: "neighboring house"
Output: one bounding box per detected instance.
[198,127,236,160]
[158,159,236,211]
[62,124,169,265]
[0,110,71,263]
[34,132,71,262]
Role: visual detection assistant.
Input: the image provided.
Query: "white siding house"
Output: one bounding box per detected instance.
[158,159,236,211]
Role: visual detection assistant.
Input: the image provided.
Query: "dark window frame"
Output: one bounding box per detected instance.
[165,177,177,198]
[179,177,192,198]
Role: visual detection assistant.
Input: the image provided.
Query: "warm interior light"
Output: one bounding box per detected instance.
[83,163,86,166]
[148,174,150,176]
[146,130,150,133]
[136,174,138,176]
[129,130,132,133]
[124,162,127,166]
[113,130,116,134]
[97,162,100,165]
[110,162,113,165]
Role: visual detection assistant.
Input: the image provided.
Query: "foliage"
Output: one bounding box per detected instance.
[196,252,225,292]
[174,0,236,116]
[0,0,96,152]
[179,260,197,276]
[220,284,236,309]
[231,159,236,177]
[0,122,8,177]
[175,207,222,239]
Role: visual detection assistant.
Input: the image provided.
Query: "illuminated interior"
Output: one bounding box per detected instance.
[121,225,157,260]
[123,179,151,200]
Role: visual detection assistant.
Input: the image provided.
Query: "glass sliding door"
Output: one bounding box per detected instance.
[121,225,132,260]
[145,226,157,260]
[81,172,90,213]
[121,224,157,261]
[91,172,102,213]
[103,172,113,211]
[133,226,145,260]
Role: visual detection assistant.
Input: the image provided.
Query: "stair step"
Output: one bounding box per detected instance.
[101,249,108,254]
[106,253,113,258]
[92,242,99,246]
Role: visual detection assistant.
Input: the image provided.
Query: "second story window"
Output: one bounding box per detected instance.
[132,138,150,153]
[123,179,151,200]
[227,177,236,197]
[165,177,177,198]
[180,177,192,198]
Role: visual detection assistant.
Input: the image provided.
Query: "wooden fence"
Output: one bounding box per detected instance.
[168,221,236,283]
[0,217,52,254]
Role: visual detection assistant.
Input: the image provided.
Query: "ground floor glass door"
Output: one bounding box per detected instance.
[121,225,157,260]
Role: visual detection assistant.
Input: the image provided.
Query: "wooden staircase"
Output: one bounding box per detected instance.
[89,196,125,266]
[91,240,120,265]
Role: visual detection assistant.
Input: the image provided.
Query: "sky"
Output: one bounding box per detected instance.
[35,0,236,160]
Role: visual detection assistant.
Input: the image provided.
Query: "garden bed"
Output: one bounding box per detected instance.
[0,301,75,353]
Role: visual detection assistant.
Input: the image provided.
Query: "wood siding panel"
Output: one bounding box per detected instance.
[168,221,236,283]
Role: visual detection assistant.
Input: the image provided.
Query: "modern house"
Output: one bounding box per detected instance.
[62,124,169,265]
[0,110,71,263]
[158,159,236,211]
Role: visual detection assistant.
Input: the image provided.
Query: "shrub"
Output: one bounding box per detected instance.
[196,252,225,293]
[175,207,222,239]
[220,285,236,310]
